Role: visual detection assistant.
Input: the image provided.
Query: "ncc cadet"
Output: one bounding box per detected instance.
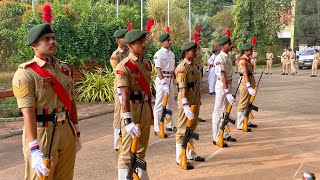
[265,50,274,74]
[212,35,237,148]
[153,30,177,137]
[193,31,205,123]
[251,48,258,74]
[236,43,258,131]
[207,48,218,95]
[175,42,205,170]
[281,48,289,75]
[110,27,129,151]
[12,23,81,179]
[289,48,297,75]
[311,49,319,77]
[115,29,152,179]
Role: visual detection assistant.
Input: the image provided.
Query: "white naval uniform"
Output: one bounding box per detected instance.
[208,54,217,94]
[211,51,233,141]
[153,47,176,132]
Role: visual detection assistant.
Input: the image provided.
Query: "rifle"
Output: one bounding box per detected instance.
[118,131,122,154]
[158,77,173,139]
[179,83,200,170]
[242,72,263,132]
[216,78,242,148]
[40,115,57,180]
[127,94,147,180]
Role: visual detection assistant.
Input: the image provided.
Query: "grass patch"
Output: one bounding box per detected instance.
[0,97,20,118]
[0,70,15,89]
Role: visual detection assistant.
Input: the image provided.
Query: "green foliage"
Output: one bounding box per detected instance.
[75,68,115,102]
[191,14,215,47]
[295,0,320,46]
[18,46,34,60]
[209,10,234,46]
[0,97,19,118]
[190,0,223,17]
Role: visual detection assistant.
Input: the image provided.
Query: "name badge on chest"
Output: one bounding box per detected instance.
[40,77,53,90]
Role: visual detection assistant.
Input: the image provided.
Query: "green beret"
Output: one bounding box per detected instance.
[218,36,231,46]
[113,29,127,38]
[241,43,253,51]
[158,33,170,42]
[211,48,218,53]
[124,29,147,43]
[181,42,197,51]
[27,23,54,46]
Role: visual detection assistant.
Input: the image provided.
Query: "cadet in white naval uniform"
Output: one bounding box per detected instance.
[208,48,218,95]
[153,32,177,136]
[212,36,237,148]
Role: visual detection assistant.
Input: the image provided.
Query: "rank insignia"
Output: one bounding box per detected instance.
[13,81,29,98]
[110,59,118,68]
[177,70,186,81]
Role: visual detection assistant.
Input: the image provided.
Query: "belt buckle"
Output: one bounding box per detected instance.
[55,111,66,122]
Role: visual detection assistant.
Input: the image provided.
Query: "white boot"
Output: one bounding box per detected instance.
[237,112,245,129]
[137,168,150,180]
[176,143,182,164]
[186,139,197,159]
[118,168,128,180]
[114,128,120,149]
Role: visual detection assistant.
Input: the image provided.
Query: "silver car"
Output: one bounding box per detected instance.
[298,49,318,69]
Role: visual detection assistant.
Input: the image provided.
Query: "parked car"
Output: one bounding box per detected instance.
[298,49,319,69]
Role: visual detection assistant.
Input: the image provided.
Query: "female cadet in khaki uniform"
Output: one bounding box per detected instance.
[236,43,258,131]
[175,42,205,170]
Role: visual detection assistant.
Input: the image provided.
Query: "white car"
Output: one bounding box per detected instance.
[298,49,318,69]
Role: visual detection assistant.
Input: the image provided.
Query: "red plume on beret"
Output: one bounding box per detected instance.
[146,18,155,32]
[215,44,219,49]
[42,3,54,24]
[166,26,170,34]
[251,37,257,45]
[226,29,231,37]
[127,22,132,31]
[193,32,199,43]
[197,25,201,34]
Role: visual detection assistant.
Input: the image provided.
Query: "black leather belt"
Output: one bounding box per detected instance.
[187,82,195,88]
[240,72,253,77]
[36,114,56,122]
[130,91,146,101]
[162,71,174,74]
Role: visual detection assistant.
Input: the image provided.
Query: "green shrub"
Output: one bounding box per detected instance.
[75,68,115,102]
[0,97,20,118]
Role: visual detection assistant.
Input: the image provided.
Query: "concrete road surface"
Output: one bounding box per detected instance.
[0,66,320,180]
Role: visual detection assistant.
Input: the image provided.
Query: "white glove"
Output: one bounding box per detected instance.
[224,89,236,105]
[246,82,256,96]
[123,112,141,138]
[74,124,82,152]
[161,79,169,93]
[182,98,195,120]
[28,139,50,177]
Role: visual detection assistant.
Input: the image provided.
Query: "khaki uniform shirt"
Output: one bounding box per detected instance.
[266,52,274,60]
[289,51,295,60]
[239,55,256,86]
[110,47,129,72]
[175,58,199,105]
[12,56,74,114]
[314,52,320,63]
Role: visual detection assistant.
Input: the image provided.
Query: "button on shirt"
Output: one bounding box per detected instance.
[154,47,175,72]
[214,51,233,80]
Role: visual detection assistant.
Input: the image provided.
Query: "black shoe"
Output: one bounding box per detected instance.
[310,75,314,77]
[224,136,237,142]
[198,118,206,122]
[212,140,228,147]
[190,156,205,162]
[166,127,177,132]
[154,131,168,138]
[295,72,298,75]
[248,123,258,128]
[209,92,214,95]
[115,149,118,152]
[238,128,252,132]
[266,73,268,75]
[291,73,294,75]
[285,73,288,75]
[281,73,285,75]
[176,162,194,170]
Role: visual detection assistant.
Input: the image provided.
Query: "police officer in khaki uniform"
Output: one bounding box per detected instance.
[115,29,152,179]
[281,48,289,75]
[289,48,297,75]
[12,23,80,180]
[311,49,319,77]
[153,32,177,137]
[212,36,236,147]
[251,49,258,74]
[175,42,205,170]
[111,29,129,151]
[237,43,257,131]
[265,50,274,74]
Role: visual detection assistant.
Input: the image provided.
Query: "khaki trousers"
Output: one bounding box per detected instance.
[237,77,256,112]
[114,90,122,149]
[251,59,257,73]
[266,60,272,73]
[312,61,318,75]
[118,102,152,169]
[23,123,76,180]
[290,59,296,73]
[282,60,289,73]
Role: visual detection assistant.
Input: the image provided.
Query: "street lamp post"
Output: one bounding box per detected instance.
[116,0,119,19]
[141,0,143,31]
[168,0,170,27]
[188,0,191,41]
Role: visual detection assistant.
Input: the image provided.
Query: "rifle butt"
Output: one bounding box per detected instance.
[131,124,140,153]
[249,112,254,119]
[164,117,169,124]
[226,104,232,113]
[179,148,188,170]
[225,125,230,133]
[132,172,140,180]
[118,136,123,154]
[217,130,224,148]
[163,94,169,106]
[39,157,52,180]
[187,142,194,151]
[158,122,165,139]
[242,117,249,132]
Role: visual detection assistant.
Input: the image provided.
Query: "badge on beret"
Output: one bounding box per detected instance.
[13,81,29,98]
[116,70,125,75]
